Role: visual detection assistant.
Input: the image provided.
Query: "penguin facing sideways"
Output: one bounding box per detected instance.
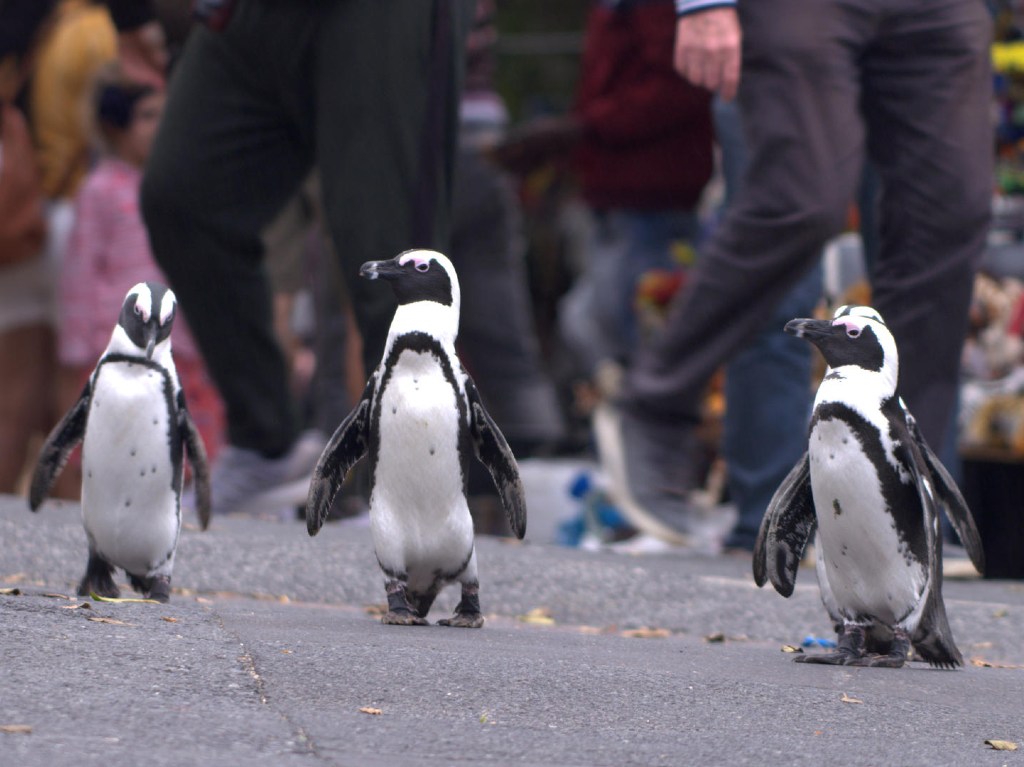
[753,305,984,668]
[306,249,526,628]
[29,282,211,603]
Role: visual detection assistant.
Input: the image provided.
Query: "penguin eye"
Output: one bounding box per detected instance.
[415,262,430,273]
[846,327,861,339]
[133,303,143,316]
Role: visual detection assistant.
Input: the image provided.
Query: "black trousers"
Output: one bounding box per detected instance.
[626,0,993,449]
[142,0,471,455]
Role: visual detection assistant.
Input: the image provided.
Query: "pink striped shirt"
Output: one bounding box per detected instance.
[59,157,199,365]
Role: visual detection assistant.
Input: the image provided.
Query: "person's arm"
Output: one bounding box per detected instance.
[673,2,742,100]
[103,1,166,88]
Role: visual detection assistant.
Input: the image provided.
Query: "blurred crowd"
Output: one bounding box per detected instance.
[0,0,1010,556]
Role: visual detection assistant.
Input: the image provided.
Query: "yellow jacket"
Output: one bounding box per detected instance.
[31,0,117,199]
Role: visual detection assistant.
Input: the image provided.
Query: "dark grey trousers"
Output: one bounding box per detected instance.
[142,0,471,455]
[626,0,993,449]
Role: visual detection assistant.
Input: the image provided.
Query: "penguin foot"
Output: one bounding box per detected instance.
[844,653,906,668]
[438,583,483,628]
[794,650,861,665]
[148,575,172,603]
[437,612,484,629]
[844,629,909,668]
[78,552,119,598]
[381,578,428,625]
[381,610,429,626]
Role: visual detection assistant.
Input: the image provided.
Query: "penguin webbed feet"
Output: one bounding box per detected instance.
[437,583,484,629]
[381,580,429,626]
[795,624,910,668]
[78,552,120,599]
[128,573,172,602]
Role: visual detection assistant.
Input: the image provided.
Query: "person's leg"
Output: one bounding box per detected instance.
[141,4,317,458]
[142,3,327,515]
[862,0,992,450]
[0,324,54,492]
[451,144,566,449]
[723,265,820,549]
[314,0,473,375]
[599,0,868,539]
[714,91,820,551]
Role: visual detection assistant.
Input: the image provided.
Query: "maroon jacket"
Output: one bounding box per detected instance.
[573,0,713,211]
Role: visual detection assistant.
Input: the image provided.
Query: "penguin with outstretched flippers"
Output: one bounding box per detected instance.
[29,282,211,602]
[306,250,526,628]
[754,305,983,668]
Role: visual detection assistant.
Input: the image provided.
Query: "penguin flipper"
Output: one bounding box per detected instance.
[754,452,815,597]
[903,407,985,575]
[893,428,964,668]
[465,380,526,539]
[178,395,212,531]
[29,381,91,511]
[306,383,373,537]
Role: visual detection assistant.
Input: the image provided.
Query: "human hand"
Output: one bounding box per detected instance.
[118,21,168,89]
[674,7,742,100]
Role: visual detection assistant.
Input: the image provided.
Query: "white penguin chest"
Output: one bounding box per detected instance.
[371,350,472,568]
[808,416,925,624]
[81,361,180,575]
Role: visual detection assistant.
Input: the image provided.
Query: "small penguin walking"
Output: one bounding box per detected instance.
[29,282,211,602]
[306,249,526,628]
[754,305,984,668]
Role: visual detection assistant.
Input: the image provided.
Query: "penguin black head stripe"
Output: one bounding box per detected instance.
[117,281,177,359]
[359,250,456,307]
[784,304,893,376]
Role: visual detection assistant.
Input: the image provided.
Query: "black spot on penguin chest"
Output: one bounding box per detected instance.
[810,401,928,564]
[368,332,471,495]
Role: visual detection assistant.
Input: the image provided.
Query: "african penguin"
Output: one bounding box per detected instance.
[29,282,211,602]
[753,305,984,668]
[306,249,526,628]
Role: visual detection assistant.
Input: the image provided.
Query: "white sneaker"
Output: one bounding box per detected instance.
[210,430,325,517]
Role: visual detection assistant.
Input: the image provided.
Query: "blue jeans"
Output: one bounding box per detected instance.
[560,209,697,375]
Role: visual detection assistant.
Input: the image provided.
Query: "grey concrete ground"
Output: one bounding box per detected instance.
[2,493,1023,767]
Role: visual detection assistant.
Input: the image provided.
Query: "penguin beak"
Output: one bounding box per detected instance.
[144,324,159,359]
[359,258,402,281]
[784,318,835,346]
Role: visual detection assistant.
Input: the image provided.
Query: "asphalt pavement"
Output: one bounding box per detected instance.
[2,493,1023,766]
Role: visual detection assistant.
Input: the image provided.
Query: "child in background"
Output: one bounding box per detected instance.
[56,68,224,496]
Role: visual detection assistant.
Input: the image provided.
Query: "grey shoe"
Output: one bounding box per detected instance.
[210,430,326,517]
[593,402,702,545]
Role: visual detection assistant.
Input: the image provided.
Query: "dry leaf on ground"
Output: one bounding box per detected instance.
[86,616,134,626]
[0,588,22,596]
[359,707,382,716]
[161,616,178,623]
[364,604,387,617]
[985,740,1018,751]
[0,724,32,734]
[781,645,804,653]
[59,603,91,610]
[703,632,725,643]
[840,693,863,704]
[90,593,158,604]
[970,657,1024,670]
[621,627,671,639]
[517,608,555,625]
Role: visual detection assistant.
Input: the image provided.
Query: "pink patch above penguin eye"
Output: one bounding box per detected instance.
[832,318,862,338]
[398,253,431,272]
